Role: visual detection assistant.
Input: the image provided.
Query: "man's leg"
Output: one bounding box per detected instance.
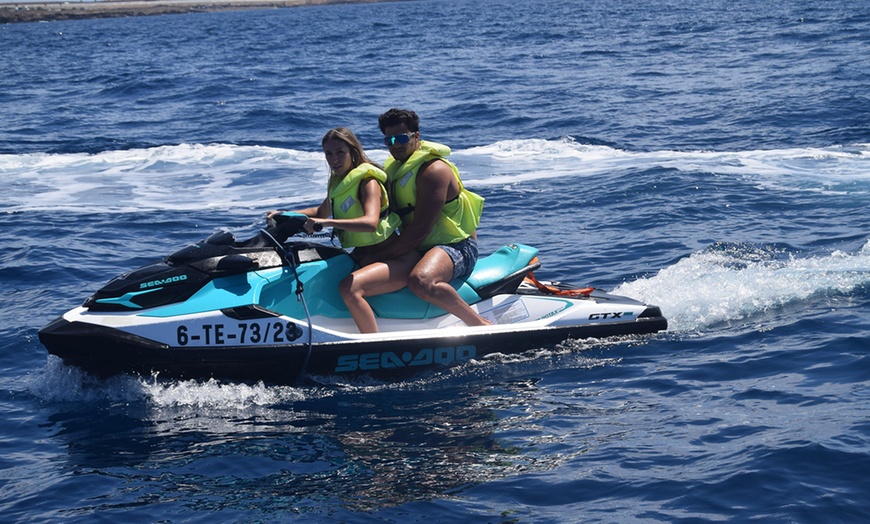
[407,248,491,327]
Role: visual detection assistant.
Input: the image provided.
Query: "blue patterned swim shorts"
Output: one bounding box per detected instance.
[434,236,479,280]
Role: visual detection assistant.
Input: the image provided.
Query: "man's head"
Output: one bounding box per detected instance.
[379,108,420,162]
[378,108,419,134]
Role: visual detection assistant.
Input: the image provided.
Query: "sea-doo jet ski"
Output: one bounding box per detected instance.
[39,213,667,383]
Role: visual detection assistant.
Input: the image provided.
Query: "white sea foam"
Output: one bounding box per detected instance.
[460,139,870,192]
[3,141,868,213]
[2,144,326,213]
[614,240,870,332]
[26,356,315,413]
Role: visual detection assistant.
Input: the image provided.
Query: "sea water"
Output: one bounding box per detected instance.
[1,0,869,521]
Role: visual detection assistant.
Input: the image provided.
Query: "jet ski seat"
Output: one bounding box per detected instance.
[367,243,540,319]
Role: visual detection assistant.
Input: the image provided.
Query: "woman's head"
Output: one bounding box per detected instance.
[321,128,372,178]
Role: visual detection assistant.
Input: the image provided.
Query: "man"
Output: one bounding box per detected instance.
[342,108,490,331]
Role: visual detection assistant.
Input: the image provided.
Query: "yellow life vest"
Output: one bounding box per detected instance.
[328,163,401,248]
[384,141,484,250]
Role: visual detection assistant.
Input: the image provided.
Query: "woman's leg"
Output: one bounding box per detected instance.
[339,251,421,333]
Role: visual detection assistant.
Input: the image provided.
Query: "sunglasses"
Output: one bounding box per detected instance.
[384,132,414,147]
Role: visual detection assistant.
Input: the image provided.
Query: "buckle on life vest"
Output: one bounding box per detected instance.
[394,204,415,217]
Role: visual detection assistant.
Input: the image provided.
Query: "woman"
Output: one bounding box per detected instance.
[270,127,419,333]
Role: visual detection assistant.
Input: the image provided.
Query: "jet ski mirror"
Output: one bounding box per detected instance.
[204,231,235,246]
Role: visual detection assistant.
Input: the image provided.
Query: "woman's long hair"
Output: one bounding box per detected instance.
[321,127,381,191]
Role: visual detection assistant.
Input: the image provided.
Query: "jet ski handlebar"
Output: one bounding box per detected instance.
[267,211,323,235]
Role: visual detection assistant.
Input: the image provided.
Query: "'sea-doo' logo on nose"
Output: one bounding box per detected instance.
[140,274,188,289]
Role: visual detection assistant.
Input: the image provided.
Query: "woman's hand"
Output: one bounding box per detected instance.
[303,218,322,234]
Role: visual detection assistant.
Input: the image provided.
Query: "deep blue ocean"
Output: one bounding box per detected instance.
[2,0,870,521]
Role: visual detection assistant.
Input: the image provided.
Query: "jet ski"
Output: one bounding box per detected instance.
[39,213,667,383]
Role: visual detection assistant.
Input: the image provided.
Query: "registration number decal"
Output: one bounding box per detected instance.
[176,321,303,346]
